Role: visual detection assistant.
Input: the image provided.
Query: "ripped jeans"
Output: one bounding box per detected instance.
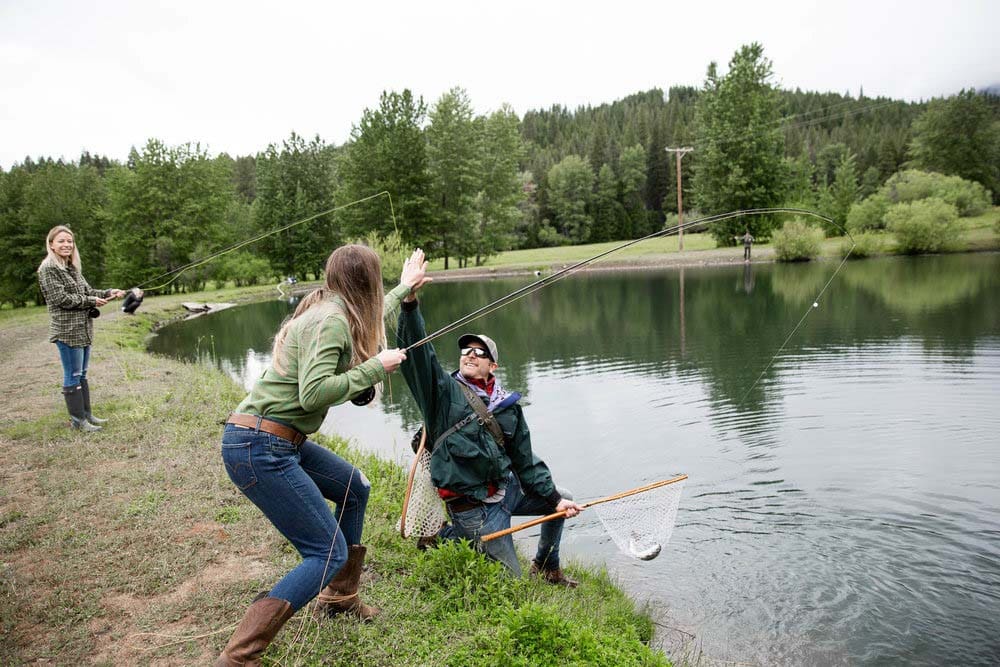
[445,471,571,576]
[221,423,370,611]
[55,341,90,388]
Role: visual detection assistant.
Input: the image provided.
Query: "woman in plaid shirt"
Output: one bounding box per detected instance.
[37,226,125,431]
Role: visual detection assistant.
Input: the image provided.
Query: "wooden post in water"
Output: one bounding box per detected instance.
[679,266,686,357]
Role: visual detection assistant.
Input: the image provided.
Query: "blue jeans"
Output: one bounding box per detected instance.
[445,472,570,576]
[221,423,370,611]
[55,341,90,388]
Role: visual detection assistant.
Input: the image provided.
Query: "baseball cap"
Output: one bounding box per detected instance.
[458,333,498,363]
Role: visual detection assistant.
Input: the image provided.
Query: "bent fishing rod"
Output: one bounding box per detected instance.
[401,207,853,353]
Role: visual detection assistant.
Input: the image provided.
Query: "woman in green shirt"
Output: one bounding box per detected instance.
[37,225,124,432]
[215,244,429,666]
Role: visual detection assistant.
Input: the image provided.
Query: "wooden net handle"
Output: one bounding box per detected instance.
[480,474,687,543]
[399,426,427,538]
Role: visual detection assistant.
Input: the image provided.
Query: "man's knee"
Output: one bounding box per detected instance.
[354,469,371,499]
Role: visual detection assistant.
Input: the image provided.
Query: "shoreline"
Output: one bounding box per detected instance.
[422,246,775,282]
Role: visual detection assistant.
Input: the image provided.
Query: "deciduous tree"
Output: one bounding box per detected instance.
[547,155,593,242]
[909,90,1000,202]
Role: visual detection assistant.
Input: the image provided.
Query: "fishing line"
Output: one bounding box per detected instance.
[736,235,854,407]
[402,207,853,353]
[136,190,399,293]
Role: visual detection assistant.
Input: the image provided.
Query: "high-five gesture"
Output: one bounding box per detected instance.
[401,248,432,301]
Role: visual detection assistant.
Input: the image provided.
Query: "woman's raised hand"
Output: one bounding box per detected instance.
[400,248,432,299]
[94,297,109,307]
[376,348,408,372]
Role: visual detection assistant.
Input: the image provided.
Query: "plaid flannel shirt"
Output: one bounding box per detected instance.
[37,259,111,347]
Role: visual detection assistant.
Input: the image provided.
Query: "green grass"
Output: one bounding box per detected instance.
[427,207,999,273]
[428,233,719,272]
[0,287,671,665]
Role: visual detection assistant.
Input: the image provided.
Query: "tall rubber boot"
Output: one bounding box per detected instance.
[314,545,380,620]
[63,386,101,432]
[79,378,107,425]
[215,596,295,667]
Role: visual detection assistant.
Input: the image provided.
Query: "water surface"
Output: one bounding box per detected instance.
[149,254,1000,666]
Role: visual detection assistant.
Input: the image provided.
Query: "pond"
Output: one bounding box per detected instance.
[149,253,1000,666]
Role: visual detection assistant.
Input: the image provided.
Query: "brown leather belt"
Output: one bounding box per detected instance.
[226,413,307,447]
[446,497,483,513]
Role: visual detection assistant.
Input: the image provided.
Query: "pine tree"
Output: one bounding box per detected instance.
[105,140,233,291]
[473,105,525,265]
[338,90,433,250]
[253,133,337,279]
[693,43,786,245]
[426,87,480,268]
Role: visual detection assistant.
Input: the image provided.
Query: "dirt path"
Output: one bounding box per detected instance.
[0,307,277,665]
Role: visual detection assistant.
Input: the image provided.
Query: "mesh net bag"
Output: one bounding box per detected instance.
[592,477,686,560]
[397,446,447,538]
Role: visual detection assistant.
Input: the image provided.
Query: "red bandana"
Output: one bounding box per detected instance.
[468,375,495,396]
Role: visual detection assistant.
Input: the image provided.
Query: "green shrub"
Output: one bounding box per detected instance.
[406,540,519,612]
[484,602,669,667]
[882,169,991,216]
[885,197,958,254]
[843,231,886,258]
[663,209,704,230]
[215,252,273,287]
[772,218,824,261]
[536,220,571,247]
[362,230,410,286]
[846,194,891,232]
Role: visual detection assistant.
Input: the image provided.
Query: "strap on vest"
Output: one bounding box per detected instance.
[431,383,507,452]
[457,383,507,449]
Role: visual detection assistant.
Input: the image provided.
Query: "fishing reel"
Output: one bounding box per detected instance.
[350,386,376,406]
[87,307,101,319]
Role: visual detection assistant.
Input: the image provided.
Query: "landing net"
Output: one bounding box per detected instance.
[592,476,686,560]
[397,445,446,538]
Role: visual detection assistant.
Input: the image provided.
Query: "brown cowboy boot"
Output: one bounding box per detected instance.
[530,560,580,588]
[215,596,295,667]
[314,544,380,620]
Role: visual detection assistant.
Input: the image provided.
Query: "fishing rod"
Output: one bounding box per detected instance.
[402,207,854,353]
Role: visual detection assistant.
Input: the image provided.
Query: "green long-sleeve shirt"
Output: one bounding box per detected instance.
[234,283,410,435]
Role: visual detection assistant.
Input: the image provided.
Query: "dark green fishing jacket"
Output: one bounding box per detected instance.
[397,300,562,509]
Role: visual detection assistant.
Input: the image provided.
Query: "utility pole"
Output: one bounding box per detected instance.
[665,147,693,250]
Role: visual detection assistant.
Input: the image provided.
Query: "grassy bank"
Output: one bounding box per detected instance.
[0,287,669,666]
[426,207,999,279]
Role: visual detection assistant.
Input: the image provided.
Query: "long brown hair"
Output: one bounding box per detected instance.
[38,225,82,272]
[271,244,386,376]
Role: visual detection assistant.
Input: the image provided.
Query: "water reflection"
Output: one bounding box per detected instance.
[149,253,1000,666]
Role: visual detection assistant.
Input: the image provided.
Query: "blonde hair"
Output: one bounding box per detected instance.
[271,244,387,376]
[39,225,82,272]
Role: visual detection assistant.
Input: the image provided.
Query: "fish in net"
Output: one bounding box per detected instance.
[480,475,686,561]
[592,477,685,560]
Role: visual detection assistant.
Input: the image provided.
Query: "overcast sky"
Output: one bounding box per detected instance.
[1,0,997,170]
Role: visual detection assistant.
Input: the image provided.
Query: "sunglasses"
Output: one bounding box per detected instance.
[460,347,491,359]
